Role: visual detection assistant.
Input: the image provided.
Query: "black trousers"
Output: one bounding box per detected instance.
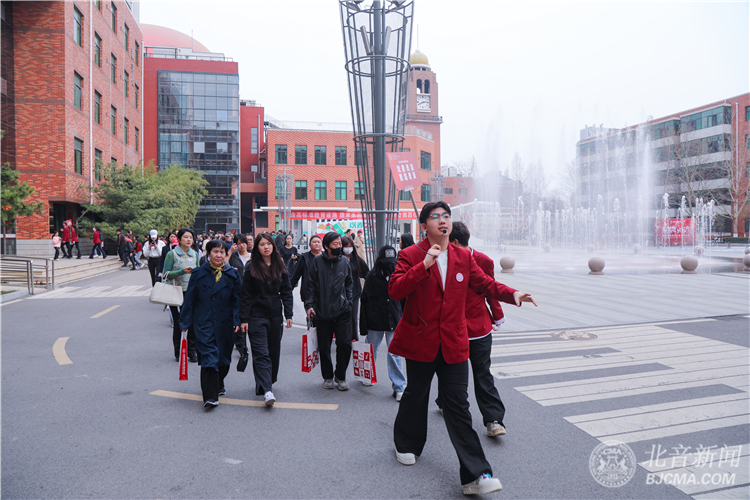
[170,305,197,358]
[247,316,284,395]
[54,248,60,259]
[394,347,492,485]
[147,257,160,286]
[350,297,360,342]
[89,243,105,258]
[201,365,230,403]
[469,334,506,426]
[60,244,69,258]
[119,250,128,266]
[69,242,81,258]
[315,312,352,381]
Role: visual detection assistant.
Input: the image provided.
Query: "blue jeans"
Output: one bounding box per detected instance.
[366,329,406,392]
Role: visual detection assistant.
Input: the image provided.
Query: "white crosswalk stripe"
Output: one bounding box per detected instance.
[28,285,152,299]
[492,321,749,499]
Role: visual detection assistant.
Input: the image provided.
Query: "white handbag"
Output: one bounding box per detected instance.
[149,275,184,306]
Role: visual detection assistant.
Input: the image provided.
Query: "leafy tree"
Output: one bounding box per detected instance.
[78,161,208,241]
[1,162,44,227]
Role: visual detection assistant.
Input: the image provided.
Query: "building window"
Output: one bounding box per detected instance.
[335,146,347,165]
[95,0,101,11]
[111,157,117,166]
[421,184,431,202]
[251,127,258,154]
[94,91,101,124]
[135,41,140,66]
[354,181,364,201]
[110,54,116,83]
[275,179,284,199]
[746,134,750,149]
[314,146,326,165]
[134,127,139,151]
[420,151,431,171]
[94,34,101,67]
[111,2,117,32]
[74,138,83,174]
[74,7,83,46]
[355,146,365,167]
[424,80,430,94]
[295,180,307,200]
[123,118,128,144]
[123,70,129,97]
[295,145,307,165]
[746,106,750,121]
[399,190,410,201]
[335,181,347,200]
[444,187,453,194]
[458,188,468,195]
[275,144,287,164]
[110,106,116,135]
[315,181,327,200]
[123,23,129,50]
[95,149,102,181]
[74,72,83,110]
[134,84,139,108]
[275,215,280,232]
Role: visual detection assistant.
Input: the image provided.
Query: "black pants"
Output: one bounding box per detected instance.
[89,243,105,258]
[148,257,160,286]
[128,254,138,269]
[469,334,506,426]
[170,306,197,359]
[54,248,60,259]
[69,242,80,258]
[315,312,352,381]
[394,348,492,485]
[200,365,230,403]
[350,297,360,342]
[247,316,284,395]
[119,250,128,266]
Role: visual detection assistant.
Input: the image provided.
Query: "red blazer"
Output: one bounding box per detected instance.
[62,226,70,243]
[69,227,78,243]
[388,239,517,364]
[467,249,506,339]
[92,230,102,244]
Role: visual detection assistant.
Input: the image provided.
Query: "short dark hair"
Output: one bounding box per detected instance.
[205,239,226,254]
[176,228,195,245]
[234,233,248,245]
[309,234,322,243]
[449,221,470,247]
[322,231,341,250]
[419,201,451,224]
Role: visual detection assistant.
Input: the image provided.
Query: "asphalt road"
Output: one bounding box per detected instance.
[1,267,747,499]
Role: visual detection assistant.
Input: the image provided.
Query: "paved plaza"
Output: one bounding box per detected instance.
[1,263,748,499]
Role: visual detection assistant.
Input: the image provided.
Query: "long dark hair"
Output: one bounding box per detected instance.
[400,233,415,250]
[341,236,366,279]
[249,233,287,283]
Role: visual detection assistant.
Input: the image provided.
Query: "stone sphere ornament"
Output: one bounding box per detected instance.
[695,245,705,257]
[500,256,515,274]
[588,257,605,275]
[744,247,750,255]
[680,256,699,274]
[743,254,750,271]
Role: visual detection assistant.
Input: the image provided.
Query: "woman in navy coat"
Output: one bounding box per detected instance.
[179,239,242,408]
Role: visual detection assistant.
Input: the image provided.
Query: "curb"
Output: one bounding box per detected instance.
[1,289,30,302]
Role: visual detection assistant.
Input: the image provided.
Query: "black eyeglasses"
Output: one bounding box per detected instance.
[428,212,451,221]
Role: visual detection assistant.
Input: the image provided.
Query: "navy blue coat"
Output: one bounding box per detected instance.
[179,262,241,370]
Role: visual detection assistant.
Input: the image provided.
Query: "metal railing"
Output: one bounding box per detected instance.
[0,255,55,294]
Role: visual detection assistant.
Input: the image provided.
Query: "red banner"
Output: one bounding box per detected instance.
[387,151,422,191]
[654,218,696,246]
[289,210,418,220]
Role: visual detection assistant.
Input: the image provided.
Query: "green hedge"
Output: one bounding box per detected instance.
[723,237,749,244]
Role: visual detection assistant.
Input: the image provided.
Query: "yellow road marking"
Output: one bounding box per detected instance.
[90,305,120,318]
[150,389,338,411]
[53,337,73,365]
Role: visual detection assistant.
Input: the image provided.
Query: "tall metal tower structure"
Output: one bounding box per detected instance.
[339,0,414,264]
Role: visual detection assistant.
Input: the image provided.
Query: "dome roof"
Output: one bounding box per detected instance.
[141,24,211,53]
[409,50,429,66]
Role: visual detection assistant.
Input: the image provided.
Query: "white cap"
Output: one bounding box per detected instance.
[150,229,158,238]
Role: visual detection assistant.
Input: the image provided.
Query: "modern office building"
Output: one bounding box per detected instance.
[576,93,750,238]
[1,0,143,255]
[142,24,246,234]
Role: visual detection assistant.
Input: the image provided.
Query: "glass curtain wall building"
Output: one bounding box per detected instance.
[158,70,240,233]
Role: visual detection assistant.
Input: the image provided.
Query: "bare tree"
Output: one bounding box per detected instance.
[451,155,478,178]
[559,160,580,208]
[525,160,552,208]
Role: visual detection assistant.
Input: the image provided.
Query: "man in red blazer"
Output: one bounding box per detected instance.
[388,201,536,495]
[447,221,508,437]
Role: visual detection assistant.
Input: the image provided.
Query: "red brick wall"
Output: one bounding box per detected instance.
[12,1,143,240]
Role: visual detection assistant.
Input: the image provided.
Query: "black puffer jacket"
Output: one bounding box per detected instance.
[360,265,402,333]
[304,252,353,320]
[290,250,317,291]
[239,267,293,322]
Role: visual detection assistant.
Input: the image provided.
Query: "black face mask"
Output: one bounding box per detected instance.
[329,247,343,257]
[383,263,396,275]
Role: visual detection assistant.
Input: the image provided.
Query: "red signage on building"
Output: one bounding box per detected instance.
[289,210,418,220]
[654,218,696,246]
[386,152,422,191]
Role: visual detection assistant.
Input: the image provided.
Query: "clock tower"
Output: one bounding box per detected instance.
[405,50,442,171]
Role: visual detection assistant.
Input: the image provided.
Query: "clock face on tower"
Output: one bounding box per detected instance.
[416,94,430,111]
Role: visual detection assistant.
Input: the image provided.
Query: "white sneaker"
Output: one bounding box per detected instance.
[395,449,416,465]
[395,391,404,402]
[462,473,502,495]
[486,421,506,437]
[264,391,275,407]
[361,380,373,386]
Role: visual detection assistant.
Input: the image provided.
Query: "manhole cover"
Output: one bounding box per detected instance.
[551,330,598,340]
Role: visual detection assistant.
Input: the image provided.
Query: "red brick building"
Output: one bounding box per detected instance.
[258,51,470,240]
[1,1,143,255]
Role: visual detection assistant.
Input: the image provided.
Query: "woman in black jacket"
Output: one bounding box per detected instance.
[228,233,252,283]
[341,236,369,342]
[359,245,406,399]
[238,233,293,407]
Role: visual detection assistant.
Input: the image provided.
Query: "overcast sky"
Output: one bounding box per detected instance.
[140,0,749,186]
